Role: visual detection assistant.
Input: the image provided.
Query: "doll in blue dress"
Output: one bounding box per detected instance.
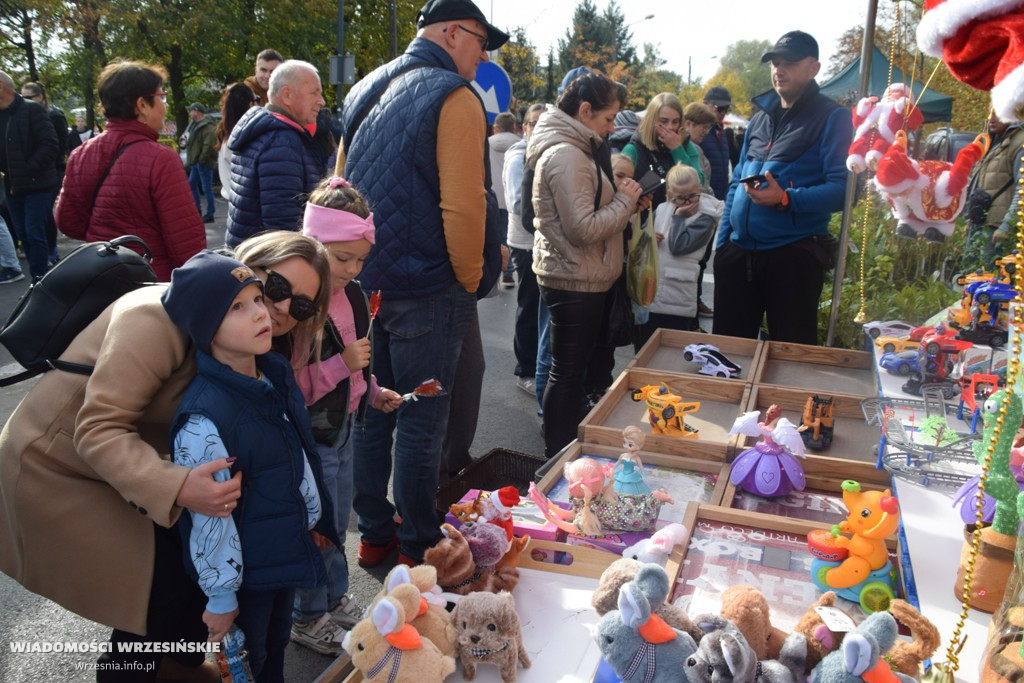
[613,426,652,496]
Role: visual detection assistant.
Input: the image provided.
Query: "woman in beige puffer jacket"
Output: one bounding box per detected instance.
[525,72,642,457]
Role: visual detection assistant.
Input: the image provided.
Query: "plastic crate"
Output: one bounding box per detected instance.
[435,447,546,513]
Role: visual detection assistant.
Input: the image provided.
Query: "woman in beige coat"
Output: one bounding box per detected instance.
[526,72,642,458]
[0,232,329,681]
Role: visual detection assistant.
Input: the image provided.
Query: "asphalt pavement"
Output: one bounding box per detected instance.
[0,200,646,682]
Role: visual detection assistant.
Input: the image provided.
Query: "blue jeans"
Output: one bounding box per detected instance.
[353,283,476,559]
[235,587,294,683]
[0,214,20,270]
[293,421,354,622]
[7,190,52,279]
[188,164,215,217]
[535,298,551,415]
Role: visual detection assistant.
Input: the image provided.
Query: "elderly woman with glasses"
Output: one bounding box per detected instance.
[56,59,206,281]
[0,231,330,681]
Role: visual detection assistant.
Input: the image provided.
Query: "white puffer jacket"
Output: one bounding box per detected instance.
[526,105,634,293]
[649,194,724,318]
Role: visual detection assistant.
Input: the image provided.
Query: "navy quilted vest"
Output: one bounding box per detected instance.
[172,350,339,592]
[341,39,478,299]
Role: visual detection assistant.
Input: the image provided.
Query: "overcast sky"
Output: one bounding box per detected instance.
[484,0,873,84]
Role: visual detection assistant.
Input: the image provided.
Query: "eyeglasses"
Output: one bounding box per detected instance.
[672,192,702,207]
[147,91,168,104]
[715,105,730,114]
[455,23,488,51]
[263,268,318,322]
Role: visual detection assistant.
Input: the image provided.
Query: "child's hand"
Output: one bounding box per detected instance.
[373,388,404,413]
[654,232,665,244]
[204,608,238,643]
[310,530,333,551]
[341,337,371,372]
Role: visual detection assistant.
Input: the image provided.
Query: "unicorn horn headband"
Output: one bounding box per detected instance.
[302,177,375,244]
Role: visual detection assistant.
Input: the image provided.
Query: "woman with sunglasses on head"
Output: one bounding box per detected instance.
[56,59,206,281]
[0,231,331,682]
[526,72,643,458]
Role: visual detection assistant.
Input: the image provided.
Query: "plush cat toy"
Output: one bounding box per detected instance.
[595,564,698,682]
[685,613,807,683]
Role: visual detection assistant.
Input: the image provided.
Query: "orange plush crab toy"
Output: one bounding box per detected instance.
[873,129,989,242]
[847,83,925,173]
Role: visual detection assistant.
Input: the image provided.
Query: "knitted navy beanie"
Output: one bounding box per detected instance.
[162,250,263,350]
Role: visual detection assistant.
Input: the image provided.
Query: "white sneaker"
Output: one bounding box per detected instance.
[515,376,536,395]
[328,594,365,629]
[290,613,347,656]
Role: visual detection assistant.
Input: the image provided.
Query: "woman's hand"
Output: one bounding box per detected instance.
[176,458,242,517]
[656,123,683,151]
[617,177,643,205]
[204,608,238,643]
[373,388,404,413]
[341,338,371,373]
[636,194,653,214]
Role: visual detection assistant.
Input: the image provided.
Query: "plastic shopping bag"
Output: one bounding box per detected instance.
[626,213,658,307]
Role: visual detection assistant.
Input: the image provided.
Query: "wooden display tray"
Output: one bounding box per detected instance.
[325,539,621,683]
[535,440,731,516]
[667,504,904,633]
[753,341,877,397]
[578,368,751,460]
[740,384,881,465]
[719,450,893,528]
[629,328,763,382]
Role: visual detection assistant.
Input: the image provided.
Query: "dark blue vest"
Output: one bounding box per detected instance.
[172,350,340,592]
[341,39,482,299]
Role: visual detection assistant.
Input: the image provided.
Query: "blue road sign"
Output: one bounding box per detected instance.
[471,62,512,124]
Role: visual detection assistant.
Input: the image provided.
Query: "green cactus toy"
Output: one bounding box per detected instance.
[976,389,1023,536]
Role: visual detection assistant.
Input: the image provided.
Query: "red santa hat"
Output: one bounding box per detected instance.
[917,0,1024,121]
[488,486,520,516]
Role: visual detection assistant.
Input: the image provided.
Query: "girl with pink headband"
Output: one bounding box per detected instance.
[289,177,403,655]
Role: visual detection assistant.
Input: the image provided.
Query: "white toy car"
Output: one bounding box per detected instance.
[862,320,914,339]
[683,343,741,378]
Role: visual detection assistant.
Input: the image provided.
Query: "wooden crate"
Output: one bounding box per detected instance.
[535,440,731,517]
[667,504,905,634]
[742,383,881,465]
[579,368,750,459]
[331,539,619,683]
[753,341,877,397]
[629,328,763,383]
[719,452,894,528]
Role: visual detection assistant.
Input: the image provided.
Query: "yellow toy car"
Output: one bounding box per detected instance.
[630,384,700,438]
[873,336,918,354]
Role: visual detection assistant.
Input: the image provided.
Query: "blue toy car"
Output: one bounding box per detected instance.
[879,350,921,376]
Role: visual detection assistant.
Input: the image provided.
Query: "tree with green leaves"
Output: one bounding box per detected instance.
[498,27,542,105]
[714,39,773,104]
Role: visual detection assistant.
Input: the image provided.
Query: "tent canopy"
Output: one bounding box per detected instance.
[819,46,953,123]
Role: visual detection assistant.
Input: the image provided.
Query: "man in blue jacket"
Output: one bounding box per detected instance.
[225,60,325,247]
[712,31,852,345]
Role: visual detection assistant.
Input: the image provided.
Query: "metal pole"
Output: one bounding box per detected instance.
[336,0,345,113]
[390,0,398,59]
[826,0,878,346]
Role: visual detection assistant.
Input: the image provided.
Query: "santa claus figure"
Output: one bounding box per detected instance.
[847,83,925,173]
[917,0,1024,122]
[873,129,989,241]
[480,486,520,541]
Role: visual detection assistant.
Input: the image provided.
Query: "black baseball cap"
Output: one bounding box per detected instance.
[761,30,819,63]
[417,0,510,51]
[704,86,732,107]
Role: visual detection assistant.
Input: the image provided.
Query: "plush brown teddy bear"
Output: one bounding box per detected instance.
[719,584,789,660]
[591,557,704,643]
[451,591,530,683]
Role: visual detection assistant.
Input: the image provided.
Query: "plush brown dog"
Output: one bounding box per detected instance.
[719,584,789,660]
[591,558,704,643]
[451,591,530,683]
[425,523,521,595]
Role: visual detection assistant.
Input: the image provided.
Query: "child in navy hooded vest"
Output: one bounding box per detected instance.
[163,251,339,682]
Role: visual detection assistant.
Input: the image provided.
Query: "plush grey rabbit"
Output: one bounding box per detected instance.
[685,614,806,683]
[809,611,917,683]
[595,564,698,682]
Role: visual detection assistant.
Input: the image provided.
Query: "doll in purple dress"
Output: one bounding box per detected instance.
[728,404,807,497]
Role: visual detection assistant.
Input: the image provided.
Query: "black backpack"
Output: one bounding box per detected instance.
[0,235,157,386]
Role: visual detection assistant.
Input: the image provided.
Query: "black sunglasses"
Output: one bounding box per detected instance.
[263,269,318,322]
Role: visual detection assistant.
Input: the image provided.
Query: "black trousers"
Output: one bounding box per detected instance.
[510,247,539,378]
[634,311,699,353]
[539,286,612,458]
[97,523,207,681]
[712,240,824,345]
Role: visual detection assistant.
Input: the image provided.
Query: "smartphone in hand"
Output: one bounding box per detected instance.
[636,169,664,196]
[738,173,767,185]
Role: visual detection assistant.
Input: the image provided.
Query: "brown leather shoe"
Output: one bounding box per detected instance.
[698,301,714,317]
